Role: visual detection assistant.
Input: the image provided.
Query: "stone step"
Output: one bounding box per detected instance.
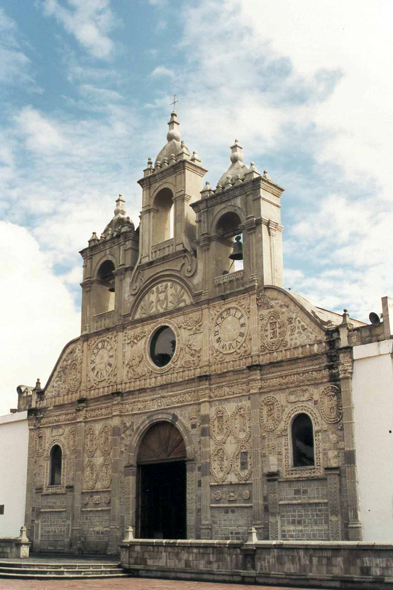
[0,571,129,579]
[0,564,129,579]
[0,562,120,570]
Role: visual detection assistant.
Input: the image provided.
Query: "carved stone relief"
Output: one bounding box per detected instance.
[46,340,83,400]
[233,444,252,482]
[99,457,112,489]
[257,291,321,354]
[210,444,232,484]
[286,388,313,403]
[210,303,250,362]
[210,407,231,444]
[134,280,192,319]
[87,333,117,389]
[99,424,112,456]
[35,430,46,457]
[231,403,251,443]
[67,427,77,454]
[84,459,97,490]
[260,396,282,431]
[319,385,342,423]
[85,425,97,458]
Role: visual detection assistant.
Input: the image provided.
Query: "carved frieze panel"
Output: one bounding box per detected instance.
[260,369,329,393]
[286,388,313,403]
[211,406,231,444]
[319,385,342,423]
[125,327,152,380]
[134,280,192,319]
[260,396,282,431]
[46,340,83,400]
[35,430,46,457]
[87,334,117,389]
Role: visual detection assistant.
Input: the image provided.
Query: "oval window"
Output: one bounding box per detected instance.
[150,326,176,367]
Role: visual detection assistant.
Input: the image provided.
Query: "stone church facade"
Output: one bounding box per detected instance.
[21,112,368,554]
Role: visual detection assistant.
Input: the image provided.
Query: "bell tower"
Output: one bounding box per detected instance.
[192,140,285,298]
[138,112,207,264]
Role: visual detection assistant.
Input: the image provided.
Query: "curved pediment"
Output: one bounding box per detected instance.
[132,277,193,320]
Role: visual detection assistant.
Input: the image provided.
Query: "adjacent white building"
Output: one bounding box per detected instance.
[0,411,28,537]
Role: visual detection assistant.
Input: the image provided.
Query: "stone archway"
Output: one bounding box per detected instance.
[136,421,187,539]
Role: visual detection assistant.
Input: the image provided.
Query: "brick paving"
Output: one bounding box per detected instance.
[0,579,329,590]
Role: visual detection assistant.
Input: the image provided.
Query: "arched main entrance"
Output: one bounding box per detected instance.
[136,421,187,539]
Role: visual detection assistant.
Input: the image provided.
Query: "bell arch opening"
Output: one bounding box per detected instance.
[215,211,243,274]
[152,188,174,246]
[94,259,115,314]
[136,421,187,539]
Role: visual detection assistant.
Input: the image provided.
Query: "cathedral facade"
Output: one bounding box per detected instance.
[21,112,368,554]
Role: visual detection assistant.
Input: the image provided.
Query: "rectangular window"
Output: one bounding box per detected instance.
[0,505,4,515]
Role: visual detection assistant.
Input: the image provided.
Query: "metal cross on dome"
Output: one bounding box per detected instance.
[170,94,178,113]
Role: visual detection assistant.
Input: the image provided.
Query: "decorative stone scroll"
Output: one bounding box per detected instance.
[134,280,192,319]
[99,457,112,489]
[319,385,342,423]
[260,396,282,431]
[67,427,77,454]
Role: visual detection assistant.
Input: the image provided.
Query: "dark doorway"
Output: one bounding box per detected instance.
[136,421,187,539]
[138,461,186,539]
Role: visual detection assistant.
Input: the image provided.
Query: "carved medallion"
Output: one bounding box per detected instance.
[84,460,97,490]
[99,457,112,489]
[210,406,231,444]
[99,424,112,456]
[214,490,222,501]
[66,360,81,393]
[85,425,97,458]
[227,491,237,501]
[242,490,251,501]
[90,338,115,382]
[320,385,342,423]
[210,444,231,484]
[231,403,251,443]
[260,396,282,431]
[212,305,248,354]
[67,427,77,454]
[260,310,287,352]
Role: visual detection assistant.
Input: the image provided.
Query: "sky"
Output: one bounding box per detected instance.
[0,0,392,414]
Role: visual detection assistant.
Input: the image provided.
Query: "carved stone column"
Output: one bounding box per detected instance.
[200,399,211,539]
[250,373,263,539]
[124,465,137,532]
[266,471,280,540]
[326,467,341,540]
[71,417,85,552]
[186,460,197,539]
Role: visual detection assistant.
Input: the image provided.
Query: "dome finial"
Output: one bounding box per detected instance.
[167,111,181,142]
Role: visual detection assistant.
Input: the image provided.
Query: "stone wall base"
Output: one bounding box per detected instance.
[120,540,393,590]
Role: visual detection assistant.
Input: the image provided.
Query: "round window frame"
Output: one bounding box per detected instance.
[146,321,181,373]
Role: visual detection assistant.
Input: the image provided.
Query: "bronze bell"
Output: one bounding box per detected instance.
[229,235,243,260]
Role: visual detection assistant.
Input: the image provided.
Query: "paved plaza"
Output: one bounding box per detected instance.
[0,579,329,590]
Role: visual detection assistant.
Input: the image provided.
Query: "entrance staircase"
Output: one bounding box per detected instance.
[0,557,129,579]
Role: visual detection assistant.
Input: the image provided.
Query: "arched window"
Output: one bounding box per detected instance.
[49,445,62,486]
[152,188,174,245]
[215,211,243,274]
[94,259,115,314]
[292,413,315,467]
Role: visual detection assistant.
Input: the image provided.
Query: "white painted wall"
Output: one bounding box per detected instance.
[352,340,393,542]
[0,411,28,537]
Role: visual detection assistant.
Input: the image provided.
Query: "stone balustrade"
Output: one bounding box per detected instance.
[151,238,174,260]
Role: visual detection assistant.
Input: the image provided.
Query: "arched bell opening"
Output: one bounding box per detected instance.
[94,259,115,314]
[215,211,244,275]
[136,421,187,539]
[152,188,174,246]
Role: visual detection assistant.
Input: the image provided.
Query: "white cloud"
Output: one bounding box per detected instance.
[150,66,175,80]
[41,0,116,59]
[0,9,35,88]
[15,106,66,153]
[0,222,80,415]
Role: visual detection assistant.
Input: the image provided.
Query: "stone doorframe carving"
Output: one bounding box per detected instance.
[124,412,196,539]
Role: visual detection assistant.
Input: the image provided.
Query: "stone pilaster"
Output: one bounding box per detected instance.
[200,400,211,539]
[266,471,280,540]
[326,467,341,540]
